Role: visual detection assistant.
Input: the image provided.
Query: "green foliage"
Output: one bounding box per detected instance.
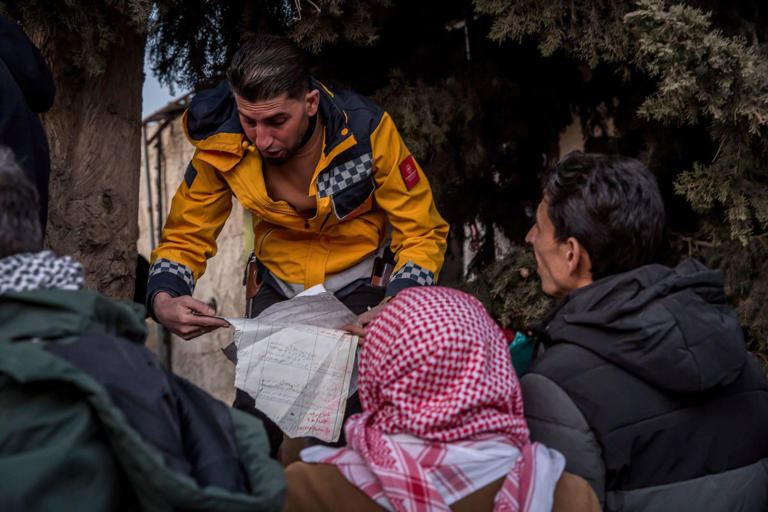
[373,72,455,162]
[290,0,389,52]
[673,150,767,243]
[461,245,554,330]
[473,0,768,358]
[146,0,392,93]
[147,1,250,92]
[372,71,483,183]
[0,0,151,75]
[475,0,768,245]
[626,0,768,243]
[473,0,632,67]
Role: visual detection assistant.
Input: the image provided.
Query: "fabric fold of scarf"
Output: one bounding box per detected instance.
[302,287,564,511]
[0,250,84,294]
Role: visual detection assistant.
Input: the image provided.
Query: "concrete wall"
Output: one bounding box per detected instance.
[138,116,246,404]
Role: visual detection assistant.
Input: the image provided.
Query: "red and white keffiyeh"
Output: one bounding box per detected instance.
[302,287,564,512]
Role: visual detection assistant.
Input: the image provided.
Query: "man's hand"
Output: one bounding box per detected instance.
[342,323,367,339]
[358,299,389,327]
[153,292,230,340]
[342,297,393,343]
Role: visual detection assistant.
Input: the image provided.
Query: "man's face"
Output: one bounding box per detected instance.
[234,89,319,165]
[525,197,576,298]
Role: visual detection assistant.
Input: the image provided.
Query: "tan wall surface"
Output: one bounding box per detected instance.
[138,116,243,404]
[559,113,586,157]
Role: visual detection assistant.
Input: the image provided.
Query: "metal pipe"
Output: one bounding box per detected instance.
[142,124,155,251]
[155,136,164,244]
[153,130,171,369]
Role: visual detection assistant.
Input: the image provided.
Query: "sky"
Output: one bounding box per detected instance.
[142,55,188,120]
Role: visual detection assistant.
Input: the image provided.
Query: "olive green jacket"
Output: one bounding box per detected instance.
[0,289,285,511]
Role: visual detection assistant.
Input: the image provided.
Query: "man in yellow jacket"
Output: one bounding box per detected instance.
[147,36,448,347]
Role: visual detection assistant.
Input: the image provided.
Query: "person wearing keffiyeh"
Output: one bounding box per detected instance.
[282,286,601,512]
[0,146,285,511]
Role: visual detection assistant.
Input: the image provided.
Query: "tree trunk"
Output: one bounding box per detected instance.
[39,27,146,300]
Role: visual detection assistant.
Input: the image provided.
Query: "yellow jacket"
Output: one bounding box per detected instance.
[147,80,448,304]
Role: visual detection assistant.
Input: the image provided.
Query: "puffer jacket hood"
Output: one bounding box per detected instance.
[0,15,55,112]
[0,288,148,344]
[538,259,746,393]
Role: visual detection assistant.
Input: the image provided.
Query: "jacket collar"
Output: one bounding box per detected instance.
[312,78,354,156]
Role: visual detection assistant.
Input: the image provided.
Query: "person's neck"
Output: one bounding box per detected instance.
[267,114,323,172]
[289,114,322,163]
[296,112,318,151]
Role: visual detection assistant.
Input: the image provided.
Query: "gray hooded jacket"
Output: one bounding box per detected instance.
[522,259,768,511]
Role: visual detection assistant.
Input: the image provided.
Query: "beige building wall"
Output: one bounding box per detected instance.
[559,113,586,157]
[138,115,247,404]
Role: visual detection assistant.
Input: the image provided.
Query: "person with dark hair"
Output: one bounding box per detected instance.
[540,153,665,283]
[0,146,285,511]
[520,151,768,511]
[146,34,449,456]
[227,36,312,113]
[0,15,55,231]
[0,145,43,259]
[148,33,448,337]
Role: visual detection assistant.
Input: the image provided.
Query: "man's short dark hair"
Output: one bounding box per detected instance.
[543,151,666,280]
[227,34,310,102]
[0,146,43,258]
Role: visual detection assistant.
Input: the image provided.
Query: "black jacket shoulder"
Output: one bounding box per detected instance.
[0,15,55,112]
[186,81,243,141]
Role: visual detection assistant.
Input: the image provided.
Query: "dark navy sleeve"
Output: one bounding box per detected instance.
[145,258,196,319]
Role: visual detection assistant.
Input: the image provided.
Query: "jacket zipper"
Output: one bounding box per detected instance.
[319,211,332,231]
[314,80,351,156]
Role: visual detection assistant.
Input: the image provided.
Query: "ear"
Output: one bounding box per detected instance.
[565,237,593,284]
[305,89,320,116]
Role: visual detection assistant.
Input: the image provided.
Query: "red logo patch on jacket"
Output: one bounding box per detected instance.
[399,155,420,190]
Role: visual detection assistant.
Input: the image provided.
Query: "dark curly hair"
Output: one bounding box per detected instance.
[227,34,311,102]
[543,151,666,280]
[0,146,43,258]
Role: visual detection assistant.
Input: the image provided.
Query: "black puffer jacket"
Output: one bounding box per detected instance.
[522,259,768,512]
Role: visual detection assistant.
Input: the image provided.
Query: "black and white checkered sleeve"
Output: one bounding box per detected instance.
[386,261,435,296]
[145,258,196,316]
[316,153,373,198]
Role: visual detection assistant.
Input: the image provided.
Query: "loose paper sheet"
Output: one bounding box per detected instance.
[226,286,360,442]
